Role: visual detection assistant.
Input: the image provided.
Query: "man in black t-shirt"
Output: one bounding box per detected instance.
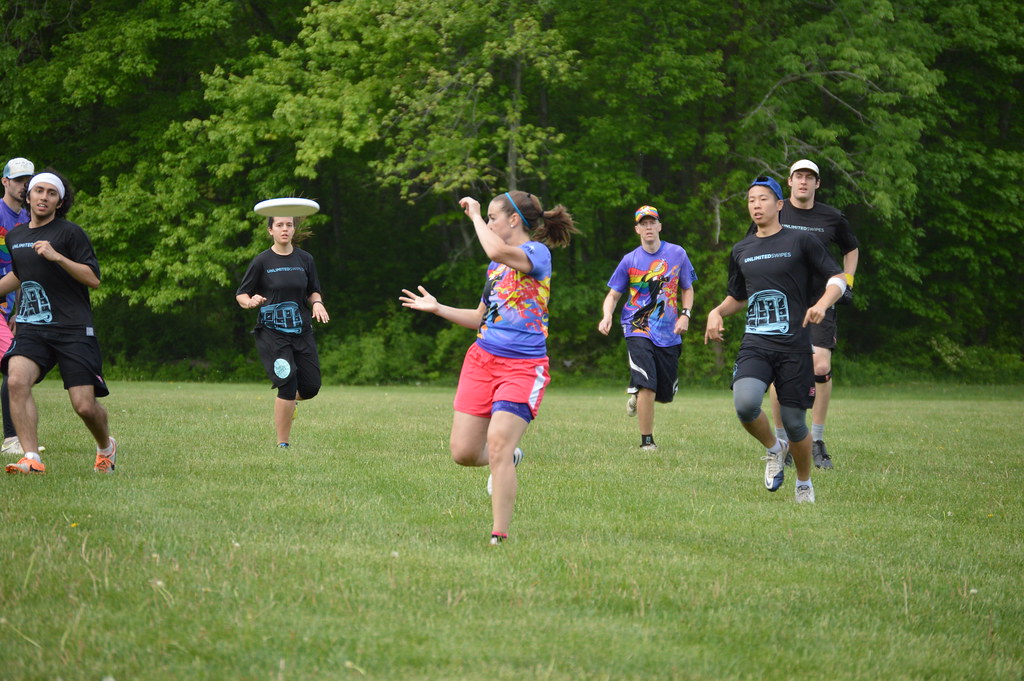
[705,175,846,504]
[1,170,116,475]
[766,159,859,470]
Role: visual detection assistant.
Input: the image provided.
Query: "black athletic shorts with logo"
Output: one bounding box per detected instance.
[809,307,838,349]
[253,326,321,395]
[626,336,681,404]
[731,346,815,410]
[1,327,109,398]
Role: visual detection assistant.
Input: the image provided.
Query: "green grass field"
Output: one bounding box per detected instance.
[1,381,1021,680]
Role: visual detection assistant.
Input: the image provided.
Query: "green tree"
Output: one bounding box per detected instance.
[883,1,1023,365]
[0,0,1018,382]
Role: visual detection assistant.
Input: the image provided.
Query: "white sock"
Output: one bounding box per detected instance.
[769,439,785,453]
[797,478,813,488]
[25,452,41,461]
[775,427,787,440]
[811,424,824,442]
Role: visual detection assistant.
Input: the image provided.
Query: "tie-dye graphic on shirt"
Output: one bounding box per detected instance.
[0,230,11,316]
[606,242,697,348]
[0,203,28,320]
[476,241,552,359]
[0,231,10,267]
[626,259,678,335]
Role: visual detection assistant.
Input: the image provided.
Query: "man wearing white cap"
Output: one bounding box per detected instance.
[767,159,859,470]
[0,157,35,456]
[1,169,116,475]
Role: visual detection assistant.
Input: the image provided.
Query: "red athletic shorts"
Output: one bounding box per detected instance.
[0,318,12,354]
[453,343,550,419]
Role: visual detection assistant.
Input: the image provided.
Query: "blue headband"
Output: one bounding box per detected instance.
[749,175,784,201]
[505,192,530,229]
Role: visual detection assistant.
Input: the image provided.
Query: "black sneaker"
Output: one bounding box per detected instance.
[813,440,833,469]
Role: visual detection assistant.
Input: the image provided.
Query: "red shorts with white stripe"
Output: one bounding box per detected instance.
[453,342,550,419]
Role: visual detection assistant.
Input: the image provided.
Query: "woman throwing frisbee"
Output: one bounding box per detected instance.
[236,214,329,448]
[400,190,577,544]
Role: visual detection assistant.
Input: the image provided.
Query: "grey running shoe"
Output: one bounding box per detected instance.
[763,440,788,492]
[487,447,523,496]
[626,393,638,417]
[2,437,23,457]
[2,439,46,457]
[795,484,816,504]
[640,443,658,452]
[813,440,833,469]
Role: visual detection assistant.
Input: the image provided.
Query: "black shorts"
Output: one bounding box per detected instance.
[626,336,680,403]
[731,346,814,409]
[809,307,838,349]
[1,328,109,398]
[254,327,321,390]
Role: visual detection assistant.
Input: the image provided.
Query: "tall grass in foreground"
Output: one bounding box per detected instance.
[0,382,1021,680]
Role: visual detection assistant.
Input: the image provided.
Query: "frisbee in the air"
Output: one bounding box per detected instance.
[253,197,320,217]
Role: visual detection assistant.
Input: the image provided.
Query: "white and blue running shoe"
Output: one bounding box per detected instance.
[763,440,788,492]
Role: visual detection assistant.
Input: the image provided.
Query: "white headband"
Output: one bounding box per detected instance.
[28,173,65,200]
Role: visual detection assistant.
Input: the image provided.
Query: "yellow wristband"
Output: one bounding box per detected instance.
[844,273,855,287]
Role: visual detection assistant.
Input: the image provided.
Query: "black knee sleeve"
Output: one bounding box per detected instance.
[277,377,298,401]
[297,380,321,401]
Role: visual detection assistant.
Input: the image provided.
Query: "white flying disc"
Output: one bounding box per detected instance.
[253,197,320,217]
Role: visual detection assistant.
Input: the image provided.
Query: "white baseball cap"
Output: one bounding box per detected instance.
[789,159,819,177]
[3,157,34,179]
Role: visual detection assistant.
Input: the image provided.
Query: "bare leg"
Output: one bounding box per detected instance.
[768,383,783,430]
[68,385,111,449]
[274,397,296,444]
[7,356,41,453]
[811,346,833,431]
[789,434,813,481]
[636,387,655,439]
[740,410,776,449]
[450,411,490,467]
[485,411,530,536]
[449,410,530,536]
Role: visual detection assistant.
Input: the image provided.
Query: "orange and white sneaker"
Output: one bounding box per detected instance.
[94,437,117,473]
[6,456,46,474]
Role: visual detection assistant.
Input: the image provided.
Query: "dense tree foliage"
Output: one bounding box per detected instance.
[0,0,1019,383]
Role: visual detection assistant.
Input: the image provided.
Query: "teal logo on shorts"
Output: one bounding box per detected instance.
[274,358,291,379]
